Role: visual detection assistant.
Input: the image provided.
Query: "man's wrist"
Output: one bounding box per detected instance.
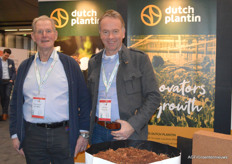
[80,132,89,139]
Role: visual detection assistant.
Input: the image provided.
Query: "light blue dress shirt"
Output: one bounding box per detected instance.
[96,51,120,122]
[23,50,69,123]
[1,58,10,79]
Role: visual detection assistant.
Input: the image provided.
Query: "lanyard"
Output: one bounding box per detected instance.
[101,59,119,94]
[34,51,58,95]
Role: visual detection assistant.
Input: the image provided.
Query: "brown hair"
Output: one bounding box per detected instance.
[3,48,11,54]
[99,9,125,31]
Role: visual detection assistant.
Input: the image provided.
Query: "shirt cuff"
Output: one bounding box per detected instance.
[11,134,18,139]
[80,130,89,133]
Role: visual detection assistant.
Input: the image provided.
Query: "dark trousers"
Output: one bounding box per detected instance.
[0,80,13,114]
[23,122,74,164]
[91,123,118,144]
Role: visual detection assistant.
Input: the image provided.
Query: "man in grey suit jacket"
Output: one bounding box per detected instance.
[0,48,16,121]
[87,10,161,144]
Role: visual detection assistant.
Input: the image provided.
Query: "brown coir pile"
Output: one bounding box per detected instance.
[93,147,169,164]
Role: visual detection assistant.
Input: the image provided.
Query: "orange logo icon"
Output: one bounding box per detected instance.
[141,5,162,26]
[50,8,69,28]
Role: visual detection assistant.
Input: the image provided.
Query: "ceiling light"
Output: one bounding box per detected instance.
[5,29,18,32]
[19,29,32,31]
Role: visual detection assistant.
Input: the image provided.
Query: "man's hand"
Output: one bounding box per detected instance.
[111,120,134,140]
[74,135,88,157]
[12,138,25,156]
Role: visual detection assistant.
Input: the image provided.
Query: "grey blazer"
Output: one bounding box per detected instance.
[87,44,161,143]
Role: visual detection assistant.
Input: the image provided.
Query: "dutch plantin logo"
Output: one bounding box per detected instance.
[50,8,69,28]
[141,5,162,26]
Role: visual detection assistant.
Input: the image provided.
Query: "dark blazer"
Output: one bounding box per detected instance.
[0,58,16,81]
[88,44,161,143]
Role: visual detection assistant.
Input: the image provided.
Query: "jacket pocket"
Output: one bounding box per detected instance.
[124,72,142,94]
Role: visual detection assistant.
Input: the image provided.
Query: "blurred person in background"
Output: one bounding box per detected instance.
[0,48,16,121]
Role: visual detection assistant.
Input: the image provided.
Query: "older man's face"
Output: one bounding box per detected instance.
[31,20,58,51]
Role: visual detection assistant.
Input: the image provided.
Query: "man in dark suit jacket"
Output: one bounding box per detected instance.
[0,48,16,121]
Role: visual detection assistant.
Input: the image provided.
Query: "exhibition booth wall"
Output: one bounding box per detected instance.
[0,0,231,163]
[37,1,232,163]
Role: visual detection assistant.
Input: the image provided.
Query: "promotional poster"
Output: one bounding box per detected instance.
[39,0,117,69]
[127,0,216,147]
[39,0,217,162]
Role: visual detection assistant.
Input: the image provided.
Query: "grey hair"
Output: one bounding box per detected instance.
[32,15,56,32]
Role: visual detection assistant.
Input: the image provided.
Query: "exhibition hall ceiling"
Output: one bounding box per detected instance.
[0,0,38,34]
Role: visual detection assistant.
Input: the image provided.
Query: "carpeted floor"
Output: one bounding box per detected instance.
[0,118,26,164]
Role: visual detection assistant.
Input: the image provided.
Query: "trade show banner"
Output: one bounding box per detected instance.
[39,0,116,70]
[127,0,216,147]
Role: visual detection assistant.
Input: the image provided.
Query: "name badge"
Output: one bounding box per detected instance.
[99,99,111,121]
[32,96,46,119]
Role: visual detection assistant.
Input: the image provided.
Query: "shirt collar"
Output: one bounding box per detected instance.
[102,47,121,60]
[36,49,56,62]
